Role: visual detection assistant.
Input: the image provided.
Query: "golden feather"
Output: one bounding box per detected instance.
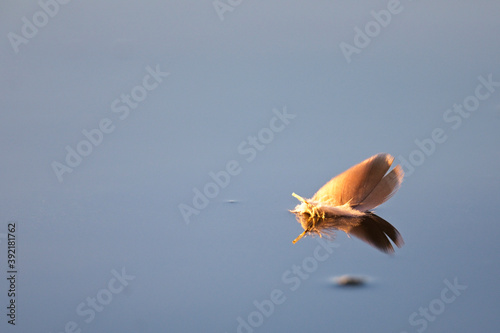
[290,153,404,253]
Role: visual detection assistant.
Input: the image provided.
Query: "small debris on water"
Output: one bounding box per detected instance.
[334,275,366,287]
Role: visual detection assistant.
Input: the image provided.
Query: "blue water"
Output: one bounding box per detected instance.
[1,1,499,332]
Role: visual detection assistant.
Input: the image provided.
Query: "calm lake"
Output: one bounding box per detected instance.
[1,1,499,332]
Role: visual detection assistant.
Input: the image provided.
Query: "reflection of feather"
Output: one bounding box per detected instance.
[347,213,404,253]
[291,153,404,253]
[292,213,404,253]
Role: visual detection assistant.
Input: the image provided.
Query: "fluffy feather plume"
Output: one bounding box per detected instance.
[290,153,404,253]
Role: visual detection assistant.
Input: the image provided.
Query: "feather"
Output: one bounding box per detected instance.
[290,153,405,253]
[311,153,396,208]
[354,164,404,212]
